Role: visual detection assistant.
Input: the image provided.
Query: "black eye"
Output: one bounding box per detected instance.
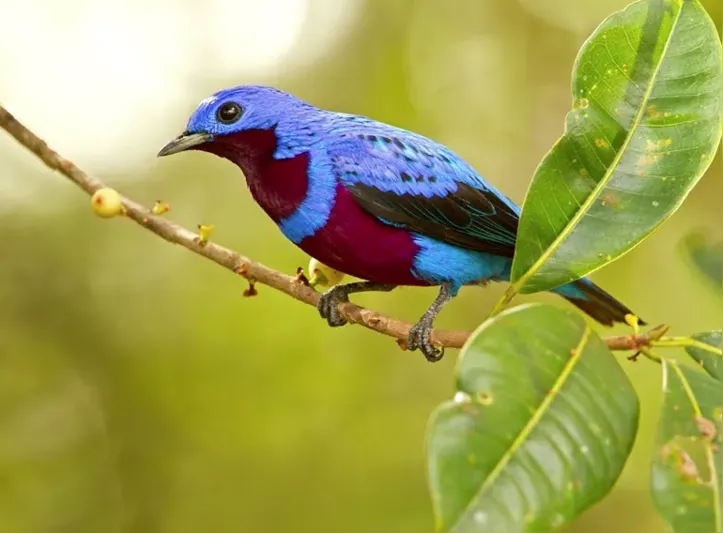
[216,102,243,124]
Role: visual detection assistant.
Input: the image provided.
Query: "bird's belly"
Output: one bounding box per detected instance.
[294,185,429,286]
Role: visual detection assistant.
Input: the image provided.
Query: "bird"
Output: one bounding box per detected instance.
[157,85,642,362]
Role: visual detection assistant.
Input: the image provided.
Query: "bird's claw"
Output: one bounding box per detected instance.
[408,321,444,362]
[318,287,348,327]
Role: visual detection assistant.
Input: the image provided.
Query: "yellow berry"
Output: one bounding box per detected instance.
[90,188,124,218]
[308,257,345,287]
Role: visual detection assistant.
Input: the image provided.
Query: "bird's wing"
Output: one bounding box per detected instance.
[326,118,520,257]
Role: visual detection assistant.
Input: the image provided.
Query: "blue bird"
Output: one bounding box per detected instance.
[158,85,642,361]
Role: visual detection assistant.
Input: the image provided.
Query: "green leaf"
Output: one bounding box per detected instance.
[651,360,723,533]
[684,331,723,382]
[681,231,723,294]
[426,304,639,533]
[510,0,723,294]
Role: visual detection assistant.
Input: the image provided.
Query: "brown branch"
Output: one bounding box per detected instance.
[0,105,664,354]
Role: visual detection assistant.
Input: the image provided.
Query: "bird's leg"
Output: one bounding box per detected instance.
[408,283,456,362]
[318,281,397,327]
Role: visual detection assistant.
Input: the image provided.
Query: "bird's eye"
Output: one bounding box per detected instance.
[216,102,243,124]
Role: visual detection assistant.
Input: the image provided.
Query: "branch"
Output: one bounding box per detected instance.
[0,105,664,354]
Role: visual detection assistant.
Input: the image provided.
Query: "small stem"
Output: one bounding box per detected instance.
[651,337,695,347]
[651,337,722,355]
[639,346,662,364]
[488,285,518,318]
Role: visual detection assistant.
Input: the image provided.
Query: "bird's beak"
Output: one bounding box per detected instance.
[157,131,213,157]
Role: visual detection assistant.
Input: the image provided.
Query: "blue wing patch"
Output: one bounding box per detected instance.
[326,117,521,257]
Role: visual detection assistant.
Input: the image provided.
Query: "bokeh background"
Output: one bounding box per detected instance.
[1,0,721,531]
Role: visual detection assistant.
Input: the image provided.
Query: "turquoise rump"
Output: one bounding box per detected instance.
[158,85,643,361]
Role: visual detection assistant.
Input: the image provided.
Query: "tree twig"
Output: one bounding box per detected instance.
[0,105,665,353]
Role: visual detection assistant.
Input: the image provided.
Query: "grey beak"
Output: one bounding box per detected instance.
[157,131,213,157]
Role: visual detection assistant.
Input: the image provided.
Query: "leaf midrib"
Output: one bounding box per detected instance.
[511,0,685,291]
[689,339,723,356]
[452,326,591,530]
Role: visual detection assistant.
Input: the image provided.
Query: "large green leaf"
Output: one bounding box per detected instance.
[510,0,723,294]
[426,304,639,533]
[651,360,723,533]
[684,330,723,382]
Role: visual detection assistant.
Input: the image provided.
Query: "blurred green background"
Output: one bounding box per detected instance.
[0,0,721,531]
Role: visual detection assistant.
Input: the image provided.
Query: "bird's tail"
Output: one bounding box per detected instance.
[560,279,645,327]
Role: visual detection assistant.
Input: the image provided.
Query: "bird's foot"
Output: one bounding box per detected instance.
[406,283,455,362]
[408,319,444,362]
[318,286,349,327]
[317,282,397,329]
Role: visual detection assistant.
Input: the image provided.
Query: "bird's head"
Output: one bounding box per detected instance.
[157,85,313,159]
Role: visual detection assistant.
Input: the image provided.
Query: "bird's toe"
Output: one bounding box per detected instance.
[318,289,348,327]
[421,342,444,362]
[325,306,348,327]
[408,322,444,362]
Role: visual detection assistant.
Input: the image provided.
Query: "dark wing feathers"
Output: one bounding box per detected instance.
[326,119,521,257]
[348,182,518,257]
